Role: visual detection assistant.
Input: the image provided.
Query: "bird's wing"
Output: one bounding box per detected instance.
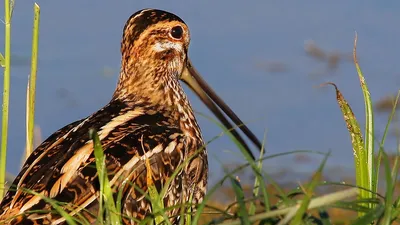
[0,100,186,224]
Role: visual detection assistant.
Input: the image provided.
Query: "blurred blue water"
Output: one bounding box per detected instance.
[1,0,400,184]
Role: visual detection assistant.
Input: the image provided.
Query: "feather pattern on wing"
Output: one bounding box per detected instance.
[0,99,207,224]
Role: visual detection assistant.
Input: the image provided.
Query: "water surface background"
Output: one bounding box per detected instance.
[1,1,400,184]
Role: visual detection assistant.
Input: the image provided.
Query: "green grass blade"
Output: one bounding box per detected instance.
[391,142,400,182]
[115,179,126,223]
[0,0,12,200]
[391,145,400,221]
[183,191,194,225]
[289,152,329,225]
[229,175,249,225]
[26,3,40,160]
[391,196,400,221]
[375,90,400,193]
[145,158,165,225]
[353,33,374,197]
[249,131,269,215]
[331,199,380,213]
[89,129,121,225]
[9,0,15,19]
[390,136,400,217]
[92,131,104,224]
[23,189,79,225]
[0,53,4,67]
[381,151,394,225]
[323,82,369,210]
[350,204,385,225]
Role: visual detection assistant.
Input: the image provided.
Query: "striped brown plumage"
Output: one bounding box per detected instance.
[0,8,260,225]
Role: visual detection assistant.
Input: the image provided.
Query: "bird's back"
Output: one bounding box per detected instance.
[0,99,207,224]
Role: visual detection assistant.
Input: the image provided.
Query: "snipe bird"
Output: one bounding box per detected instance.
[0,9,262,224]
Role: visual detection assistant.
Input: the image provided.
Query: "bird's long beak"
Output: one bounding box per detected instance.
[180,59,262,160]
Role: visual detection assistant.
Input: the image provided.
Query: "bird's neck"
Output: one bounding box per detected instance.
[112,66,204,143]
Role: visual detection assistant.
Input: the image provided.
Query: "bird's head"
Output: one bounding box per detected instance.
[115,9,190,100]
[113,9,261,160]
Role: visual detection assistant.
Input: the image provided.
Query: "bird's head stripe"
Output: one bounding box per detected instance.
[122,9,185,52]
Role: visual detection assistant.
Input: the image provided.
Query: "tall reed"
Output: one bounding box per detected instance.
[0,0,13,200]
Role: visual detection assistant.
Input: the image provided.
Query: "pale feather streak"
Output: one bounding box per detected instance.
[165,141,177,154]
[19,191,45,213]
[51,110,144,197]
[153,41,183,53]
[30,110,144,207]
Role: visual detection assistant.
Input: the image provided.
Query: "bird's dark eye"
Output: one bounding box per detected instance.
[170,26,183,39]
